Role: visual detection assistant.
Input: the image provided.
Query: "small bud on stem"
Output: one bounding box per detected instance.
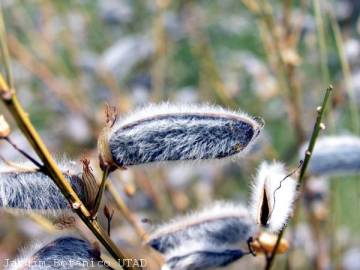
[80,158,98,211]
[104,205,114,236]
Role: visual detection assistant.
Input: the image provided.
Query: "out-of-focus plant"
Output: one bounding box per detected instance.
[0,1,359,270]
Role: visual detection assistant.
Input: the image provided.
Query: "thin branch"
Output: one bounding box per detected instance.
[0,8,13,88]
[3,136,44,169]
[106,181,148,241]
[0,154,37,171]
[104,205,114,237]
[298,85,333,182]
[313,0,330,84]
[27,212,57,233]
[248,0,306,143]
[92,166,111,216]
[328,5,360,134]
[264,85,333,270]
[312,0,335,133]
[105,180,165,267]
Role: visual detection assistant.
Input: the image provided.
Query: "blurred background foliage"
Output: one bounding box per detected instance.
[0,0,360,269]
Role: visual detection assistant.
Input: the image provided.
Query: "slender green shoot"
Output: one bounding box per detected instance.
[264,85,333,270]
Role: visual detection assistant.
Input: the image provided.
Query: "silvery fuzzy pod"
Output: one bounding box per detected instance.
[6,236,109,270]
[147,202,258,254]
[99,103,264,168]
[300,135,360,176]
[0,162,88,216]
[162,242,245,270]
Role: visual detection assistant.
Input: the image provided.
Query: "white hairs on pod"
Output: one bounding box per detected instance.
[161,241,246,270]
[105,103,264,167]
[249,161,297,232]
[6,236,109,270]
[300,135,360,176]
[147,202,258,254]
[0,161,87,216]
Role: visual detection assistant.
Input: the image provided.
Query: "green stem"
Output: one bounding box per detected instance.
[0,8,13,88]
[328,7,359,134]
[257,0,306,143]
[313,0,330,84]
[313,0,335,133]
[264,85,333,270]
[93,167,110,216]
[4,136,44,169]
[299,85,333,182]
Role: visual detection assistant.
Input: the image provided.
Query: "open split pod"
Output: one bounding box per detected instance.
[249,161,298,232]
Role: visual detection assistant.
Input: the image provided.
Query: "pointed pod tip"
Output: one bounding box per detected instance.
[253,116,265,129]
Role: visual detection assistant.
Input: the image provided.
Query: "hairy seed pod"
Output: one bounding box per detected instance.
[249,161,297,232]
[6,236,109,270]
[0,162,91,216]
[147,202,258,254]
[162,242,245,270]
[99,103,264,168]
[300,135,360,176]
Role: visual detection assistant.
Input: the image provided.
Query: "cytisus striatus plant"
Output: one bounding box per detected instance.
[0,101,303,270]
[0,0,352,270]
[1,96,324,270]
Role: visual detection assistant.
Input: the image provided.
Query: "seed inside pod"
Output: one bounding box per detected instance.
[251,231,289,254]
